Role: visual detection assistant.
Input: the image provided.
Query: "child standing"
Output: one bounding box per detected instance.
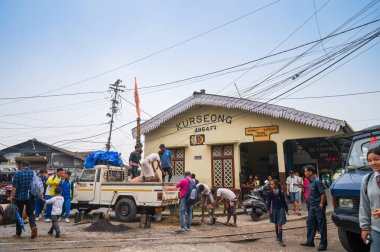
[266,179,289,247]
[61,171,74,223]
[42,187,64,238]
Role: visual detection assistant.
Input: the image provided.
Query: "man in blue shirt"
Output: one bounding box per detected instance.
[300,165,327,251]
[10,160,38,239]
[159,144,172,182]
[35,169,48,220]
[61,170,74,223]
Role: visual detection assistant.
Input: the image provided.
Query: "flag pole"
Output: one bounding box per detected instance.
[134,77,142,146]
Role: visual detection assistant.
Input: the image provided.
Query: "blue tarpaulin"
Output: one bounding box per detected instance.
[84,150,123,169]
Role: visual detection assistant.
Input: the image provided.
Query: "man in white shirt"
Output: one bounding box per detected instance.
[197,183,214,222]
[212,188,237,226]
[286,171,301,215]
[140,153,162,182]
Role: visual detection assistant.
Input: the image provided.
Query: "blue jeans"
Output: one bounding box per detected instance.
[62,197,71,217]
[44,195,53,219]
[289,191,299,202]
[371,229,380,252]
[307,206,327,249]
[35,198,45,216]
[179,198,193,229]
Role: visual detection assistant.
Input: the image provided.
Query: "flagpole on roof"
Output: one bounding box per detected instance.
[134,77,142,146]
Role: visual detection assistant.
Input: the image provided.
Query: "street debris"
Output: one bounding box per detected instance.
[84,219,128,232]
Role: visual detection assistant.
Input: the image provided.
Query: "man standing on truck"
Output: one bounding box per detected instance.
[176,171,193,232]
[159,144,172,182]
[129,144,142,179]
[140,153,162,182]
[300,165,327,251]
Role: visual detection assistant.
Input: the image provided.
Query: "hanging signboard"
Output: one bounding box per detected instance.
[245,125,279,141]
[190,134,205,146]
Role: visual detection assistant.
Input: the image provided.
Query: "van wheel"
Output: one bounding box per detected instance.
[115,198,137,222]
[338,228,369,252]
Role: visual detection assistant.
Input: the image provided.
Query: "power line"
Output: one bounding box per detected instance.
[1,1,280,106]
[126,18,380,93]
[0,91,105,101]
[269,90,380,100]
[215,0,331,95]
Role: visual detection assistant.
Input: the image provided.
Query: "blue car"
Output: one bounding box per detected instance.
[330,125,380,252]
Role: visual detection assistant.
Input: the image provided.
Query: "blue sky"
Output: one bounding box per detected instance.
[0,0,379,158]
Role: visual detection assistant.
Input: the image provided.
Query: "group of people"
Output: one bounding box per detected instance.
[129,143,173,183]
[9,160,74,239]
[176,171,238,232]
[266,165,328,250]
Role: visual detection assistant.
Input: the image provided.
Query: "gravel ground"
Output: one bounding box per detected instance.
[0,208,344,252]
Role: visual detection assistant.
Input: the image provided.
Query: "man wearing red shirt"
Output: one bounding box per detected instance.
[176,171,193,232]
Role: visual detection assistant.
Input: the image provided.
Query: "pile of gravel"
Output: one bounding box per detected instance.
[84,219,128,232]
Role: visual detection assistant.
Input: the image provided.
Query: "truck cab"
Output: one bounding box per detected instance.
[71,165,179,222]
[330,125,380,252]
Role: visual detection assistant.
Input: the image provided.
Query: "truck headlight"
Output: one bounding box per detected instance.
[0,189,5,195]
[339,198,353,209]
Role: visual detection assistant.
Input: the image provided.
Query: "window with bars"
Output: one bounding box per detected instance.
[212,145,235,188]
[171,148,185,176]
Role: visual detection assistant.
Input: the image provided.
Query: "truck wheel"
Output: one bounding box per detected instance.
[338,228,369,252]
[115,198,137,222]
[250,211,259,221]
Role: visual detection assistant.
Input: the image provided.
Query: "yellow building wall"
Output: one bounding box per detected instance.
[143,106,344,188]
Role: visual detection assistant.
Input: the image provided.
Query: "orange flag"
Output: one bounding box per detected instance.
[134,77,141,117]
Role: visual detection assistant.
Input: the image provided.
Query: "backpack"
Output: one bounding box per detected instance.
[185,178,198,205]
[30,173,44,197]
[364,171,374,196]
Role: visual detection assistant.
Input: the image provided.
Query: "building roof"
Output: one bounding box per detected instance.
[0,139,86,161]
[132,93,352,137]
[0,154,7,163]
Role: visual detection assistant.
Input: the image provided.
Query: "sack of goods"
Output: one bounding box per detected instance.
[4,203,19,225]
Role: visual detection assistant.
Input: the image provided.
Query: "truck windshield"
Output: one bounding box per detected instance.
[347,136,380,168]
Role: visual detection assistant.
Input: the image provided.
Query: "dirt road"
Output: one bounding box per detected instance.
[0,212,344,252]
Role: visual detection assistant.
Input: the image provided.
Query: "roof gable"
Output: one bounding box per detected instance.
[132,94,352,137]
[0,139,86,161]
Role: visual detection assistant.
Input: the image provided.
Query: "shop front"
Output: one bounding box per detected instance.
[132,92,352,189]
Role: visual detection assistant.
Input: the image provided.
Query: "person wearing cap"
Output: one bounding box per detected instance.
[159,144,172,182]
[286,170,301,215]
[129,144,142,179]
[35,169,48,221]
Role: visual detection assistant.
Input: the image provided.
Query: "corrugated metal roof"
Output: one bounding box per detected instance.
[132,93,352,137]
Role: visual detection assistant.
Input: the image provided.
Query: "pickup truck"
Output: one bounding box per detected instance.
[330,125,380,252]
[71,165,179,222]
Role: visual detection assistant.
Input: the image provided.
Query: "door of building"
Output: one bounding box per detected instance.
[171,148,185,176]
[211,145,235,188]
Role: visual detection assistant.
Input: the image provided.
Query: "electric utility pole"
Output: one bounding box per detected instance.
[105,79,125,151]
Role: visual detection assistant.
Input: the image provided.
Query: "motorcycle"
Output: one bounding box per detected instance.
[242,185,269,221]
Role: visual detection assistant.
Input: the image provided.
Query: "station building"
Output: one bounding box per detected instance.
[132,91,352,189]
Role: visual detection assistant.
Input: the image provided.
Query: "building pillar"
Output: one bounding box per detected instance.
[277,141,286,188]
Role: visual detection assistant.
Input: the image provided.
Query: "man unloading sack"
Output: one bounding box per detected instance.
[140,153,162,182]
